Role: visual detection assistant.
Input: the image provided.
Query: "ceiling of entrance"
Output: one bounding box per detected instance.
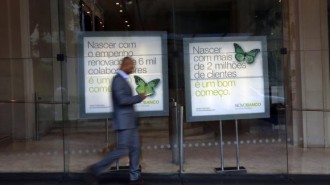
[96,0,276,31]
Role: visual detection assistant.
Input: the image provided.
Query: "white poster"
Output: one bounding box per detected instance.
[184,37,269,121]
[79,32,168,118]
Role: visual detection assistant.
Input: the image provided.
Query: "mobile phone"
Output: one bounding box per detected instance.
[146,93,153,96]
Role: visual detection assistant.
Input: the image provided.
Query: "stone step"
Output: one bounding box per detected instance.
[139,123,168,130]
[0,134,12,146]
[185,131,215,141]
[140,126,204,137]
[141,131,216,144]
[49,122,216,142]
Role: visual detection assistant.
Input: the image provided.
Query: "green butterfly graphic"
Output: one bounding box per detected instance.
[134,75,160,96]
[234,43,260,64]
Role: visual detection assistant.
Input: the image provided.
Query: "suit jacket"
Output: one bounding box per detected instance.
[111,74,144,130]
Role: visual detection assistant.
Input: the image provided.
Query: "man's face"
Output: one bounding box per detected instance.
[122,58,135,74]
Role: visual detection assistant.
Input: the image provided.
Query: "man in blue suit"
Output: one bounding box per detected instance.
[87,57,146,185]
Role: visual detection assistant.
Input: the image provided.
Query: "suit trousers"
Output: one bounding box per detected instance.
[92,127,141,181]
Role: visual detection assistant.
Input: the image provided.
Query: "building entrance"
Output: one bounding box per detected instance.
[1,0,330,175]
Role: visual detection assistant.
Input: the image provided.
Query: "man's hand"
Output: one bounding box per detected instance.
[139,93,147,100]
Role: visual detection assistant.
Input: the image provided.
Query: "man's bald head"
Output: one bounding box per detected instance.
[120,57,135,74]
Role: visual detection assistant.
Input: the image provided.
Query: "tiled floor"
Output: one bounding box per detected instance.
[1,124,330,176]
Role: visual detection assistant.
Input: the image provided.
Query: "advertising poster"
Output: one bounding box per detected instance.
[78,32,168,119]
[184,36,269,122]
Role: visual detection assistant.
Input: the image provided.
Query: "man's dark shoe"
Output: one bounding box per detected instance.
[85,166,99,185]
[129,177,144,185]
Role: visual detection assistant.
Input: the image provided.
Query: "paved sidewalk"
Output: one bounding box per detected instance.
[0,173,330,185]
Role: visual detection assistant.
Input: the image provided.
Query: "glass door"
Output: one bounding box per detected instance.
[60,0,179,174]
[0,0,66,172]
[174,0,288,174]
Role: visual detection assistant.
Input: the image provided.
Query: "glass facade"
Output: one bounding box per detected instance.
[0,0,329,175]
